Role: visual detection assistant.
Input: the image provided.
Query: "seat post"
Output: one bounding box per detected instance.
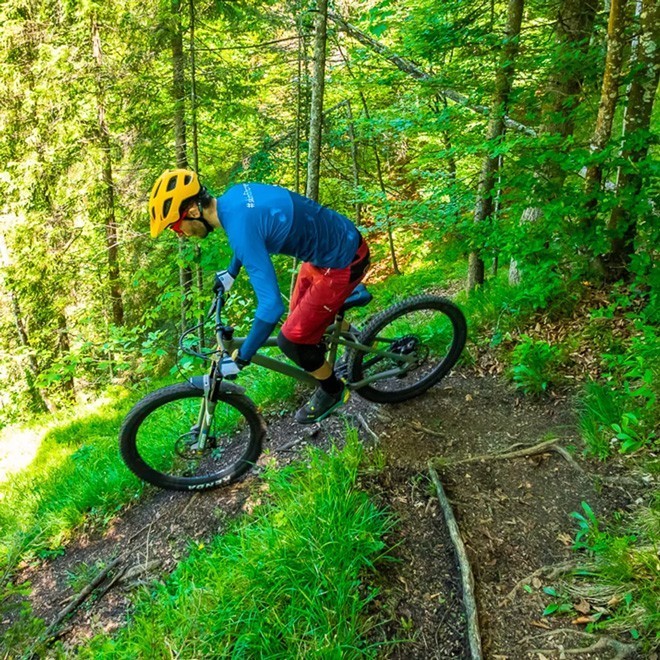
[326,312,345,367]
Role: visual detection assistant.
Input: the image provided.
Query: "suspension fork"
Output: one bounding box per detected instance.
[194,373,219,450]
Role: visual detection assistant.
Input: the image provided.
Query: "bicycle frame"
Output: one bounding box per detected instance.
[211,297,416,391]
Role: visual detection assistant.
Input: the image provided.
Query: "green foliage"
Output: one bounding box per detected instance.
[564,498,660,648]
[580,311,659,458]
[509,335,563,395]
[80,432,393,658]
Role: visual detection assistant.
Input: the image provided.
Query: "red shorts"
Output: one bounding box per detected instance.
[281,238,370,344]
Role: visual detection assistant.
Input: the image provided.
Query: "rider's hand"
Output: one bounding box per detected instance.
[213,270,235,294]
[220,355,241,380]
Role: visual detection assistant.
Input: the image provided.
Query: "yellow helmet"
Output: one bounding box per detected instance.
[148,169,201,238]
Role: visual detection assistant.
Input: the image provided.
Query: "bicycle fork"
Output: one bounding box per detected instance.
[192,374,217,450]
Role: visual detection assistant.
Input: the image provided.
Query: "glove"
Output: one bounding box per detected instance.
[213,270,235,294]
[219,355,241,379]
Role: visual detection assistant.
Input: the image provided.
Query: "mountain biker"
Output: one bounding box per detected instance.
[148,169,370,424]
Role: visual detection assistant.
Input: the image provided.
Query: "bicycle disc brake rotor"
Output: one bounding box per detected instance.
[174,432,216,459]
[390,334,429,373]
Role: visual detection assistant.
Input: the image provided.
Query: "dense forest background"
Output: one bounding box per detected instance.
[1,0,657,422]
[0,0,658,654]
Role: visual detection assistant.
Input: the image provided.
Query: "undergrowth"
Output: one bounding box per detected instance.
[0,368,297,602]
[78,433,393,658]
[540,498,660,651]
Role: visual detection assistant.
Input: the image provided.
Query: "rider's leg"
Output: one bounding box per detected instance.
[278,240,370,423]
[276,334,343,395]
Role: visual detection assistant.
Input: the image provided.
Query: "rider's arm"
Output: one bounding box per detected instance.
[235,239,285,362]
[227,254,242,279]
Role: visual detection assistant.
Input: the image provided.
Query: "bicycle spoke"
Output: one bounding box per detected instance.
[348,297,465,403]
[133,396,254,483]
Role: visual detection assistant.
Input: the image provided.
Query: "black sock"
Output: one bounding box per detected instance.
[319,372,343,396]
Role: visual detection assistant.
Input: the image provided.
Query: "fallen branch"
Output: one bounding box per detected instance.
[356,413,379,445]
[119,559,162,584]
[429,465,482,660]
[551,445,584,473]
[92,565,127,605]
[522,628,637,659]
[501,561,577,604]
[275,437,305,453]
[28,555,124,656]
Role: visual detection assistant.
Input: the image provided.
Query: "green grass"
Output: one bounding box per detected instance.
[0,391,139,572]
[0,365,298,580]
[78,432,393,658]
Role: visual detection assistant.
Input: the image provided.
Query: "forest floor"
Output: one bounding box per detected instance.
[5,368,647,659]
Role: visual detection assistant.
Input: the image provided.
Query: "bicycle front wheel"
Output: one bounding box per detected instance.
[120,382,265,491]
[348,295,467,404]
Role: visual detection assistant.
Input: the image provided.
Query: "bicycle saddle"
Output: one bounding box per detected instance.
[340,283,373,313]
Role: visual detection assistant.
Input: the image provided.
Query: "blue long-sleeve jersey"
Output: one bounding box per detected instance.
[217,183,361,359]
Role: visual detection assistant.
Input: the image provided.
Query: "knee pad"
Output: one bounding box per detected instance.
[277,331,326,372]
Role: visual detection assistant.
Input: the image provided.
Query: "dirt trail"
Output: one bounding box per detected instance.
[5,371,644,658]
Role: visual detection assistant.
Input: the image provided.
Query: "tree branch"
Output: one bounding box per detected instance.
[328,11,537,137]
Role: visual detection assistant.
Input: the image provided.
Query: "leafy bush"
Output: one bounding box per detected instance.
[580,321,659,458]
[510,335,563,395]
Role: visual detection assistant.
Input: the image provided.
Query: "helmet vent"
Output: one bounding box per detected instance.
[151,207,155,219]
[163,198,172,217]
[153,180,162,197]
[166,176,178,192]
[184,175,192,184]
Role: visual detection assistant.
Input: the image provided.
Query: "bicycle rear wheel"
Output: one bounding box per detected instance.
[120,382,265,491]
[348,295,466,404]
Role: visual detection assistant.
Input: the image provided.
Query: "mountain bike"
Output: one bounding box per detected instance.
[119,284,467,491]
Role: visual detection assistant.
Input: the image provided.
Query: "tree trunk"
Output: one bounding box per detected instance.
[172,0,188,169]
[334,39,400,274]
[56,311,76,398]
[439,96,457,180]
[188,0,204,348]
[583,0,629,230]
[540,0,600,159]
[467,0,524,291]
[306,0,328,202]
[509,0,598,284]
[170,0,194,334]
[605,0,660,275]
[92,16,124,326]
[0,229,52,413]
[345,99,362,226]
[290,29,306,299]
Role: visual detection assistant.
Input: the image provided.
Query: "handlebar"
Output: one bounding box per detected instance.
[178,291,231,360]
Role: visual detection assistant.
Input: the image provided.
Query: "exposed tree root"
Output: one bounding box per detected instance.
[501,561,577,604]
[447,438,582,470]
[356,412,380,446]
[409,420,444,438]
[28,556,123,656]
[522,628,637,659]
[429,465,482,660]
